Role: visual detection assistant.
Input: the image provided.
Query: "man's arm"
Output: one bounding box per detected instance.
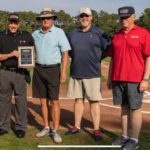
[101,32,111,59]
[107,58,113,89]
[60,51,69,83]
[0,50,19,61]
[139,56,150,92]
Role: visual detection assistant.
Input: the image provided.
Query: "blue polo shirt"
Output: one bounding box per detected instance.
[32,25,71,65]
[68,26,110,78]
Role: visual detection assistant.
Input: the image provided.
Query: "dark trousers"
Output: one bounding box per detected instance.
[0,69,27,131]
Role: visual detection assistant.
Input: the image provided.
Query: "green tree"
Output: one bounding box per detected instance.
[136,8,150,31]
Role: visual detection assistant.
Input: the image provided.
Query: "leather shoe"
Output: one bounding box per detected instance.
[0,129,8,135]
[15,130,26,138]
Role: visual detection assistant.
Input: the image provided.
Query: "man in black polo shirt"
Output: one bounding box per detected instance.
[0,13,34,138]
[66,7,110,141]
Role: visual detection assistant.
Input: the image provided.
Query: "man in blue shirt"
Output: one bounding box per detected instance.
[32,7,71,143]
[66,7,110,141]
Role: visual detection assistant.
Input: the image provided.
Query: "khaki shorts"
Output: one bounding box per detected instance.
[67,77,102,101]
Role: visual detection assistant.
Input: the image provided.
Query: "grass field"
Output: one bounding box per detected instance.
[0,127,150,150]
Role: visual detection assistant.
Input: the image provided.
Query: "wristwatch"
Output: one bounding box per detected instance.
[143,78,149,81]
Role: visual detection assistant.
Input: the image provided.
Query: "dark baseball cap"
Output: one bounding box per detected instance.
[118,6,135,17]
[8,13,20,22]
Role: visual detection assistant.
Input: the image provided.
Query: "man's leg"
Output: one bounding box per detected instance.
[121,108,142,149]
[14,72,27,132]
[40,98,49,128]
[89,101,102,141]
[49,100,62,143]
[65,98,83,135]
[131,108,142,139]
[89,101,100,130]
[49,100,60,130]
[36,98,50,138]
[121,105,130,137]
[74,98,84,128]
[121,82,142,149]
[0,70,13,132]
[112,105,130,145]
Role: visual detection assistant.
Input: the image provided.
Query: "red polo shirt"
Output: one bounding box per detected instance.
[109,25,150,82]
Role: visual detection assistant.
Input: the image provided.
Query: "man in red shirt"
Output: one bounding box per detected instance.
[108,6,150,150]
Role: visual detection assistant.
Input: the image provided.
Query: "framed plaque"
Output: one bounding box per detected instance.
[18,46,35,68]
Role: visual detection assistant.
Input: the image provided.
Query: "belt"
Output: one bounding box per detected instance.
[36,63,60,68]
[1,66,25,72]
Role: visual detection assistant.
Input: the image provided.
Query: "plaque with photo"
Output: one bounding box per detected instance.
[18,46,35,68]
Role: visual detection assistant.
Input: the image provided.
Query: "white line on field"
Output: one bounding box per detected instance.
[99,103,150,114]
[37,145,121,148]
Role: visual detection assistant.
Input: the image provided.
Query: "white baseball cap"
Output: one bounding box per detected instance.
[79,7,92,16]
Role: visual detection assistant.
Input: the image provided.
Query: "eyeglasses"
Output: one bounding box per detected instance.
[80,14,90,18]
[41,17,53,20]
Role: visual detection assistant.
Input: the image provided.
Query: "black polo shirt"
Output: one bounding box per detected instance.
[68,26,110,79]
[0,30,34,68]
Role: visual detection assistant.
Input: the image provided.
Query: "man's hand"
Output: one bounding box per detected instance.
[60,71,67,83]
[10,50,19,58]
[107,79,112,89]
[139,80,149,92]
[0,50,19,61]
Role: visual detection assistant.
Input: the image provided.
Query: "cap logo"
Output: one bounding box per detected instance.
[119,9,129,14]
[9,15,19,19]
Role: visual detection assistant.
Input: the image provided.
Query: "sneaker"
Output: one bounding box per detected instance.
[65,127,81,135]
[122,139,139,150]
[93,130,102,141]
[52,131,62,143]
[112,136,129,146]
[36,127,50,137]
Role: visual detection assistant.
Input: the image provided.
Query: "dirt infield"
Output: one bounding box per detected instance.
[26,61,150,132]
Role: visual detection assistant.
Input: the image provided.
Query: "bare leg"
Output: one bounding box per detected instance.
[50,100,60,130]
[40,98,49,127]
[131,108,142,139]
[121,105,130,136]
[74,98,84,128]
[89,101,100,130]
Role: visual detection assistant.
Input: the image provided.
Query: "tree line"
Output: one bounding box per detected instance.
[0,8,150,37]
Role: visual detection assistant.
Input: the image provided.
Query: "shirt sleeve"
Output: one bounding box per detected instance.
[142,30,150,57]
[59,29,71,52]
[101,32,111,51]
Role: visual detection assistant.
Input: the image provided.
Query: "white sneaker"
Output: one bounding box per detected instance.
[52,131,62,143]
[36,127,50,137]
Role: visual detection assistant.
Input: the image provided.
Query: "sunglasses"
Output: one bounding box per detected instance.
[9,21,19,25]
[120,16,130,20]
[41,17,53,20]
[80,14,90,18]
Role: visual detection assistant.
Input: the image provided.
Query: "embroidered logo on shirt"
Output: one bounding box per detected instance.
[130,35,140,39]
[90,34,93,38]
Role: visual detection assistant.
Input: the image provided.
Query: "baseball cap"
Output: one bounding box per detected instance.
[36,7,57,20]
[8,13,20,22]
[118,6,135,17]
[79,7,92,16]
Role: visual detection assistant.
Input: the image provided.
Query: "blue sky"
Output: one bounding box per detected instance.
[0,0,149,17]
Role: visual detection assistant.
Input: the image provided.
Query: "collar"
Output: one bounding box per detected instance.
[39,25,55,33]
[5,30,22,36]
[77,25,94,32]
[120,25,138,33]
